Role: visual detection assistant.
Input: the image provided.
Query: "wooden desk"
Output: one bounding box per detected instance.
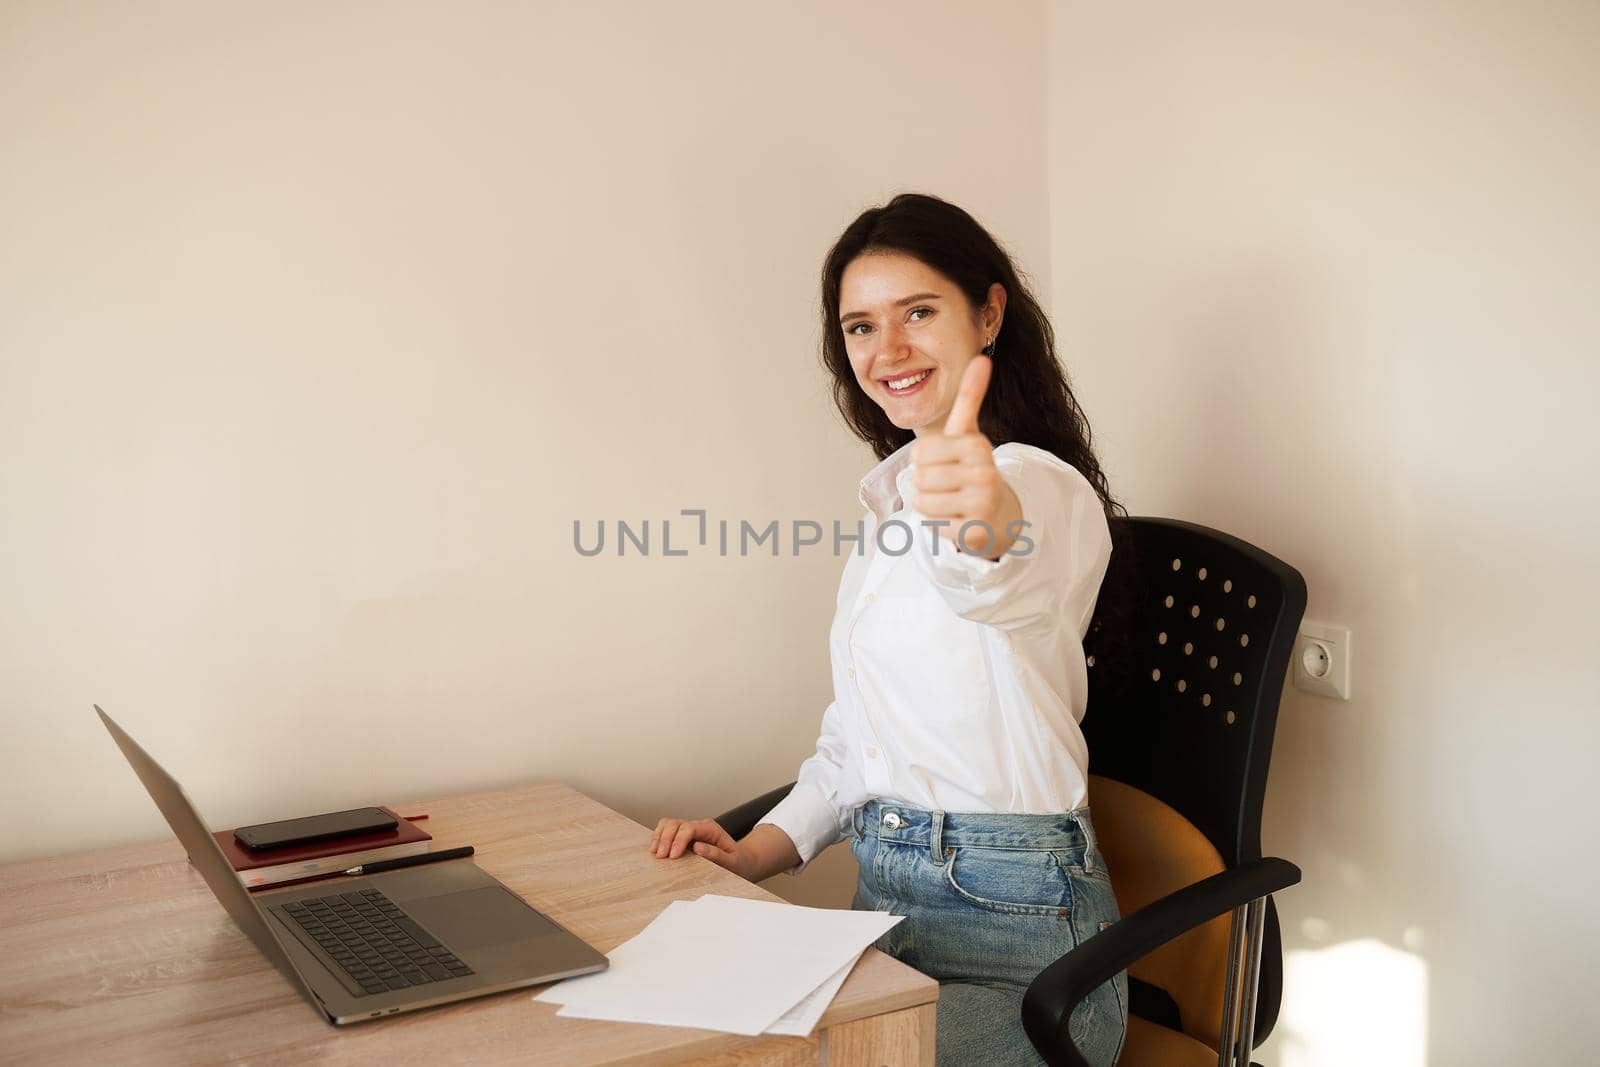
[0,782,937,1065]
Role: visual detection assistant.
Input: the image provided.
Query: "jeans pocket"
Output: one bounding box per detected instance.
[942,846,1072,916]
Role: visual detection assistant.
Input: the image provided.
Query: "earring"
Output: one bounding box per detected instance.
[981,335,997,357]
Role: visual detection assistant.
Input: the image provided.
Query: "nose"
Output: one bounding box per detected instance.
[876,321,911,364]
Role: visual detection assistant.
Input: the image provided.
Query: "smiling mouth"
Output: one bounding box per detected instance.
[882,368,932,393]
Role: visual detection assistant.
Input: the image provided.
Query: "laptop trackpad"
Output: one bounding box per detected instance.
[406,886,562,951]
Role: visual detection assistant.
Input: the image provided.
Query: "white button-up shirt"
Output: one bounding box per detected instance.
[758,440,1114,874]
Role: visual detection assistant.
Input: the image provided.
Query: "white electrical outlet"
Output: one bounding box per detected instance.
[1293,621,1352,700]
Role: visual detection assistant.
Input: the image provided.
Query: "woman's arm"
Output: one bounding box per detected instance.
[738,823,805,881]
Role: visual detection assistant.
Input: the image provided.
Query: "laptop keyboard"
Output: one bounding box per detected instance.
[282,888,474,997]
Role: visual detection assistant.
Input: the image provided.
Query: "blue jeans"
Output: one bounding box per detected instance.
[849,799,1128,1067]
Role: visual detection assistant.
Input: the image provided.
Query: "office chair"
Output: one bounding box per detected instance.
[715,517,1307,1067]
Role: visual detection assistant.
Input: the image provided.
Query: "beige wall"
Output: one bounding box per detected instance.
[8,1,1599,1061]
[1048,2,1600,1064]
[0,0,1050,919]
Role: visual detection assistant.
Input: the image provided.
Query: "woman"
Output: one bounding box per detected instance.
[650,192,1128,1066]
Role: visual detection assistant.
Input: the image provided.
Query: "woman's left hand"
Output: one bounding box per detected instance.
[910,356,1023,560]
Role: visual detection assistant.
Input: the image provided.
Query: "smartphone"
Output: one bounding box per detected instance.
[233,806,399,851]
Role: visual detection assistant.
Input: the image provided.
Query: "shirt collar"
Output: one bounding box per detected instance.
[857,440,919,521]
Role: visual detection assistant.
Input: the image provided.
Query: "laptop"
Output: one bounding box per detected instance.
[95,705,608,1024]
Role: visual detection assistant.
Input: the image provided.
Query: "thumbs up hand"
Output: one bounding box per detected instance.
[910,356,1023,560]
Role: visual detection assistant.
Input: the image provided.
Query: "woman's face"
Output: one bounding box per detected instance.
[838,252,1003,436]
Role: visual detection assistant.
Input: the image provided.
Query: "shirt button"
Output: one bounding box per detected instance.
[866,747,878,758]
[847,667,856,680]
[864,594,875,605]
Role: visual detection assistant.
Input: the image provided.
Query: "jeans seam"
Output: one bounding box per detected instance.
[1100,920,1129,1065]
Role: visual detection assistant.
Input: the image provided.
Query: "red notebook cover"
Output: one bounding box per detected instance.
[211,806,431,871]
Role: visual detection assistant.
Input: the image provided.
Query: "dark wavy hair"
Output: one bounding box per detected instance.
[819,191,1137,680]
[819,192,1123,523]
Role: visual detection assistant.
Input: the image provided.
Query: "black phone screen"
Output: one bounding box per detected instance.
[233,807,398,851]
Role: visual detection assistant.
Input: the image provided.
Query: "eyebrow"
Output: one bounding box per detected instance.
[839,292,943,325]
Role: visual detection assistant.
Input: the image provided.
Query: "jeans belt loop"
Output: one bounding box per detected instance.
[1076,809,1098,875]
[929,810,946,865]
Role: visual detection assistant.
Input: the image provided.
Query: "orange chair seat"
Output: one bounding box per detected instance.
[1119,1015,1217,1067]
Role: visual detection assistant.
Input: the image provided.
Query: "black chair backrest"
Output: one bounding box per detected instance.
[1082,518,1307,1046]
[1081,517,1307,869]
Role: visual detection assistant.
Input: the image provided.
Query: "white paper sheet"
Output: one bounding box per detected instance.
[762,948,866,1037]
[533,894,901,1036]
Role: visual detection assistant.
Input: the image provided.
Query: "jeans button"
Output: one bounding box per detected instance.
[882,812,902,829]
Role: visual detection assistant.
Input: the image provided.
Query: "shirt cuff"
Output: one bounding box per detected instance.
[755,779,848,876]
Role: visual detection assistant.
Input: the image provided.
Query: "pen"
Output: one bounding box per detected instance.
[344,845,475,876]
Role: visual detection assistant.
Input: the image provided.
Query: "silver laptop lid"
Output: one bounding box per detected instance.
[94,705,312,998]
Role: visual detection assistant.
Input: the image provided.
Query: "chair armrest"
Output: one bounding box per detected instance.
[1022,857,1302,1067]
[713,782,796,840]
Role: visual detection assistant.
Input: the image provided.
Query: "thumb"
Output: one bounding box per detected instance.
[691,821,734,854]
[942,355,992,436]
[692,838,736,869]
[693,823,740,864]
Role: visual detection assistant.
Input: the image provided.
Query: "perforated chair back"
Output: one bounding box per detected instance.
[1081,517,1307,1046]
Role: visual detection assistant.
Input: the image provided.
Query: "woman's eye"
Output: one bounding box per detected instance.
[846,307,933,337]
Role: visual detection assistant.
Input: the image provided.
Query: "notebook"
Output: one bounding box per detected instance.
[210,806,432,889]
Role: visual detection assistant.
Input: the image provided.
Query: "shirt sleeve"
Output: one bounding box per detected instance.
[754,700,853,876]
[905,443,1112,633]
